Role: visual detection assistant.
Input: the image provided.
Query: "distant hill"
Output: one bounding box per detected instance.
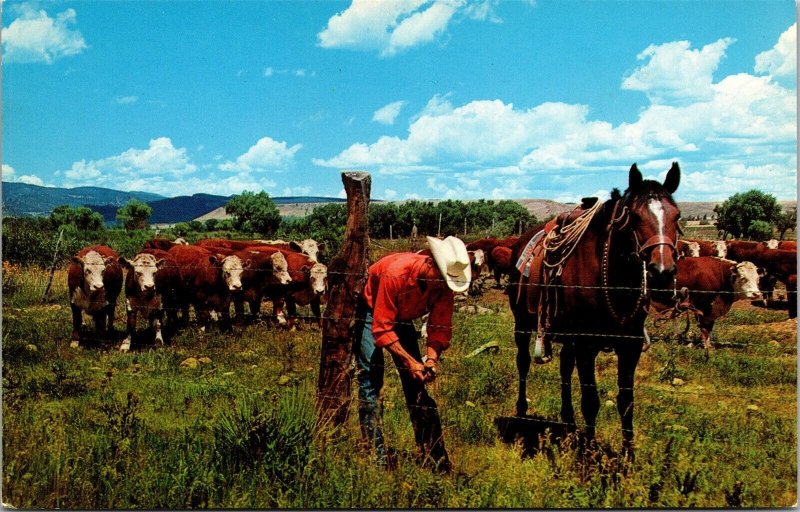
[1,182,163,217]
[89,193,232,224]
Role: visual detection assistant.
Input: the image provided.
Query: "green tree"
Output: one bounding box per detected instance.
[775,208,797,240]
[225,191,282,235]
[50,205,105,231]
[116,199,153,231]
[714,190,781,239]
[746,220,773,241]
[204,218,220,231]
[368,202,400,238]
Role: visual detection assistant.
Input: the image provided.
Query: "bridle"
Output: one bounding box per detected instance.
[602,197,678,325]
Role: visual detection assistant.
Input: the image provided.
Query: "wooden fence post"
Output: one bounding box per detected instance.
[41,228,64,302]
[317,171,371,427]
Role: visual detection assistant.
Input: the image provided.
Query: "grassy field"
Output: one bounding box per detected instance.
[2,245,797,508]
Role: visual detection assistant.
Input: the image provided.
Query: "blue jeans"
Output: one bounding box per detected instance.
[355,309,450,470]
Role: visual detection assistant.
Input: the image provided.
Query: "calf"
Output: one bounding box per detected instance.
[652,257,762,351]
[167,244,245,331]
[67,245,123,348]
[693,239,727,258]
[231,249,292,323]
[247,247,328,327]
[119,252,173,352]
[257,238,324,263]
[677,240,700,257]
[142,238,187,251]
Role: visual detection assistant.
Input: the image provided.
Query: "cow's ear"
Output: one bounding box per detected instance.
[289,241,302,252]
[208,255,218,265]
[72,256,84,266]
[628,163,643,190]
[317,242,325,251]
[156,258,166,269]
[103,256,116,266]
[663,162,680,194]
[119,257,132,269]
[243,258,252,269]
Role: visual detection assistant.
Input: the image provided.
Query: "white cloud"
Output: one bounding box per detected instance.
[2,164,16,180]
[264,67,275,77]
[318,0,469,57]
[372,100,407,125]
[622,38,735,105]
[755,23,796,79]
[114,95,138,104]
[2,5,88,64]
[317,26,795,202]
[62,137,197,187]
[17,174,45,186]
[383,188,398,199]
[220,136,302,173]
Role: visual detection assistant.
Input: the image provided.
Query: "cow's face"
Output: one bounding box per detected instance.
[121,253,164,295]
[74,251,112,294]
[731,261,762,300]
[297,239,321,263]
[764,239,779,249]
[270,252,292,285]
[470,249,485,268]
[713,241,728,258]
[173,237,189,245]
[309,263,328,295]
[221,255,245,292]
[681,241,700,258]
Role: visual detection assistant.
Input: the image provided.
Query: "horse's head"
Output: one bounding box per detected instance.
[619,162,681,285]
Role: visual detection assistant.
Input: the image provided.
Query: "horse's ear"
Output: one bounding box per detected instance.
[663,161,680,194]
[628,163,643,190]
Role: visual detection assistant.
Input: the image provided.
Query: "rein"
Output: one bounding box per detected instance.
[601,201,648,325]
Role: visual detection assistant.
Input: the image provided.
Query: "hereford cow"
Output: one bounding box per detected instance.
[693,239,727,258]
[256,238,324,263]
[118,251,181,351]
[67,245,123,348]
[778,240,797,250]
[230,248,292,323]
[490,245,514,285]
[652,257,762,351]
[466,236,519,286]
[677,240,700,257]
[167,244,246,331]
[245,246,328,327]
[142,237,188,251]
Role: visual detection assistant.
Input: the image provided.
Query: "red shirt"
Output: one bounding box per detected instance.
[363,252,454,353]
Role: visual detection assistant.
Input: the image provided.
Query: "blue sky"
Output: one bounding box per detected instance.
[2,0,796,202]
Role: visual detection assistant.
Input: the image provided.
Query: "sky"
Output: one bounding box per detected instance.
[2,0,797,203]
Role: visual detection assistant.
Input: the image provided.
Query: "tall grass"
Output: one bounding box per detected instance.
[2,255,796,508]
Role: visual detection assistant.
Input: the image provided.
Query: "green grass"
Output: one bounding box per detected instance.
[2,261,797,508]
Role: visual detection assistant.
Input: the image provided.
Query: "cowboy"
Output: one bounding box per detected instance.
[355,235,471,472]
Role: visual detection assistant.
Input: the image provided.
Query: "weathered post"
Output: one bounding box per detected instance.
[317,171,371,427]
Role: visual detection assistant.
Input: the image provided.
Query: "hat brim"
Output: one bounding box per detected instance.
[427,236,472,293]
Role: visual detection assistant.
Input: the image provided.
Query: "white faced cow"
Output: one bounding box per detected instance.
[67,245,123,348]
[119,253,167,352]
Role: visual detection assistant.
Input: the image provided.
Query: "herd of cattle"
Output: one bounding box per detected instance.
[67,232,796,353]
[67,237,327,351]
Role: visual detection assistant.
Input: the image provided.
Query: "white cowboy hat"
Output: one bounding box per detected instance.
[426,236,472,293]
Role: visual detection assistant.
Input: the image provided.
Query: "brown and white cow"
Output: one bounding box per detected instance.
[67,245,123,348]
[677,240,701,258]
[245,246,328,327]
[692,239,727,258]
[256,238,324,263]
[230,248,292,323]
[167,244,246,331]
[652,257,762,351]
[118,252,176,352]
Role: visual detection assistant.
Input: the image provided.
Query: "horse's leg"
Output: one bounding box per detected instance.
[559,341,576,431]
[575,346,600,442]
[514,311,534,417]
[616,340,643,460]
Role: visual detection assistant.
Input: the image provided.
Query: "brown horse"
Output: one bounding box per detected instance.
[508,163,681,456]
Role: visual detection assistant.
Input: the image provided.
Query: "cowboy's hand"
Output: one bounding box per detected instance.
[407,360,427,383]
[423,358,438,382]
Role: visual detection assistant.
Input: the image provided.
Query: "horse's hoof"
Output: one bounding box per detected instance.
[70,340,80,349]
[533,355,552,365]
